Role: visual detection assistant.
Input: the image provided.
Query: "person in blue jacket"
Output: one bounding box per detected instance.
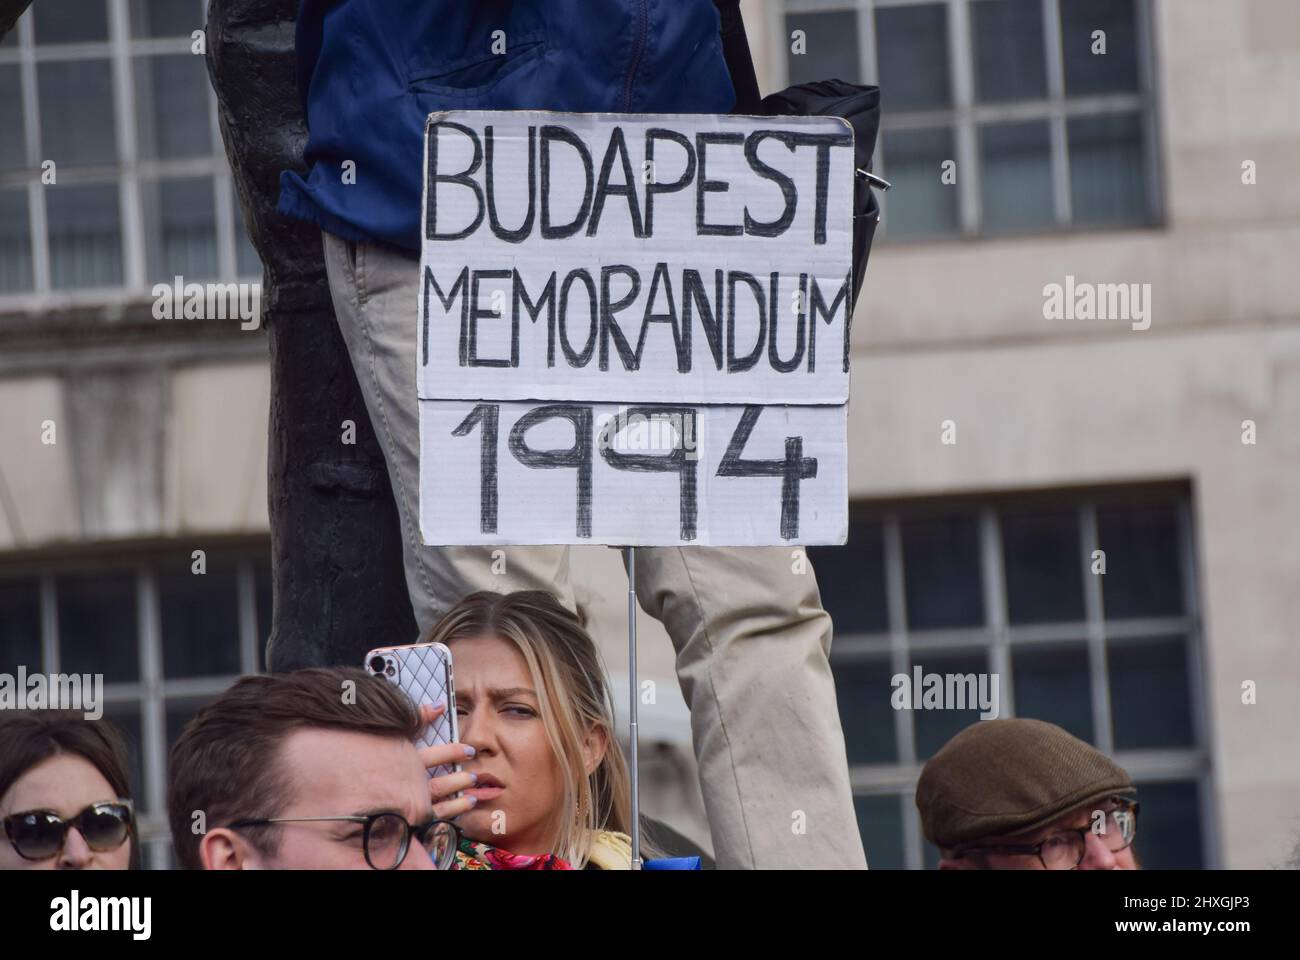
[279,0,866,870]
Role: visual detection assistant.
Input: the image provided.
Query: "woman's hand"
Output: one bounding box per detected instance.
[418,703,478,821]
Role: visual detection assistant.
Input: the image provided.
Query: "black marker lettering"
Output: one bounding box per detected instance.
[644,128,695,238]
[426,121,484,242]
[588,126,645,238]
[540,125,594,239]
[508,404,593,538]
[484,125,536,243]
[695,131,744,237]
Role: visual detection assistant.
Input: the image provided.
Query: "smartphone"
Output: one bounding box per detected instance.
[363,641,459,779]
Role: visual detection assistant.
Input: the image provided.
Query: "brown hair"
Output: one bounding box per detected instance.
[0,711,135,867]
[424,590,639,867]
[166,666,421,870]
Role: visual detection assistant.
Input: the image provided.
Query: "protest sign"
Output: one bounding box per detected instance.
[418,110,854,546]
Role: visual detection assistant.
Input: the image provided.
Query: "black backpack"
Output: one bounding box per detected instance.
[715,0,885,305]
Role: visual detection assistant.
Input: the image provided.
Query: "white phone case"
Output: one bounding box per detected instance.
[364,641,459,779]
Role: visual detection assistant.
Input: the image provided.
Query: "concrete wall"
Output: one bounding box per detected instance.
[2,0,1294,868]
[0,360,269,553]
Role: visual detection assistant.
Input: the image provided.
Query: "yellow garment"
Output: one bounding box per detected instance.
[585,830,633,870]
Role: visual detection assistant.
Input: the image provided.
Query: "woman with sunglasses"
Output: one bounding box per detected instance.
[0,711,135,870]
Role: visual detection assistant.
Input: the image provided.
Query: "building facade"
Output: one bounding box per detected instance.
[1,0,1297,868]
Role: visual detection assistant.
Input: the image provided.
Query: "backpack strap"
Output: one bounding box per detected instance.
[713,0,763,113]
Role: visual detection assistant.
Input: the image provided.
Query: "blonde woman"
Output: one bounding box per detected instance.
[423,590,642,870]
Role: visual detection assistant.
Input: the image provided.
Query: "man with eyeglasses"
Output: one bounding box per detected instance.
[916,718,1140,870]
[167,667,473,870]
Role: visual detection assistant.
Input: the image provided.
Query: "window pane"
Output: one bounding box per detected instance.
[130,0,202,38]
[233,195,262,278]
[876,3,950,110]
[148,840,175,870]
[854,794,905,869]
[159,554,241,678]
[923,838,941,869]
[1108,636,1194,749]
[144,177,218,281]
[807,520,887,635]
[166,697,213,753]
[0,188,33,293]
[34,0,108,44]
[254,554,272,672]
[56,570,139,683]
[1012,643,1094,743]
[38,60,117,165]
[1068,112,1147,226]
[785,11,859,87]
[0,576,41,671]
[134,54,212,159]
[1001,510,1085,624]
[0,65,26,169]
[47,183,123,289]
[1061,0,1139,95]
[833,658,899,765]
[1097,503,1183,618]
[881,127,959,239]
[102,705,143,808]
[972,0,1047,103]
[979,120,1054,233]
[902,514,984,630]
[910,651,990,759]
[1132,780,1203,869]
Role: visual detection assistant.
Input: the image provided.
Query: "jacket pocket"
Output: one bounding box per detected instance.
[407,37,545,99]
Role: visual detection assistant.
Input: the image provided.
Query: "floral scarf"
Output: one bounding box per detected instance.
[453,836,573,871]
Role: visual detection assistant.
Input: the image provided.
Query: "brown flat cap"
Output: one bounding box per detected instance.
[916,718,1134,850]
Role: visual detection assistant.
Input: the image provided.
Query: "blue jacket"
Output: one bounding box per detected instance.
[279,0,736,255]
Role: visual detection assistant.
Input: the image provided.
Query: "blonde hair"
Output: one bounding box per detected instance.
[424,590,634,867]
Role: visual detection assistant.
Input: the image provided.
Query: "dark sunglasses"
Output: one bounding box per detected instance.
[3,800,135,861]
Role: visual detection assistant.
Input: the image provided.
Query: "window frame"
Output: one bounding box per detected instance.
[775,0,1165,241]
[2,536,269,869]
[818,483,1216,869]
[0,0,254,311]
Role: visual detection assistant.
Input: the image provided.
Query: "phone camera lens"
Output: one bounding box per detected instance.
[384,663,397,676]
[368,655,386,674]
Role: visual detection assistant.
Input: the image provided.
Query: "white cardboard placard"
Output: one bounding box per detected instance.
[418,400,847,546]
[417,110,855,405]
[416,110,854,546]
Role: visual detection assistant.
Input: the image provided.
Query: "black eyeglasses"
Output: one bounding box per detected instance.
[955,798,1140,870]
[229,812,460,870]
[3,800,135,862]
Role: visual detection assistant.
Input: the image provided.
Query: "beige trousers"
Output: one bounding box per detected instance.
[321,230,866,869]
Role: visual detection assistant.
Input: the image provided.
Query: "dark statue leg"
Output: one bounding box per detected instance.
[205,0,417,670]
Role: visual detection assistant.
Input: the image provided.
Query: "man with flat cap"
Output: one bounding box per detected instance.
[916,718,1140,870]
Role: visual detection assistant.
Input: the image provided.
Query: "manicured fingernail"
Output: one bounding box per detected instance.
[467,795,479,806]
[433,700,446,712]
[468,772,478,783]
[463,745,476,758]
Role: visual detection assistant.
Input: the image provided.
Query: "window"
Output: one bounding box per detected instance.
[783,0,1159,240]
[807,484,1211,869]
[0,1,261,300]
[0,541,273,869]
